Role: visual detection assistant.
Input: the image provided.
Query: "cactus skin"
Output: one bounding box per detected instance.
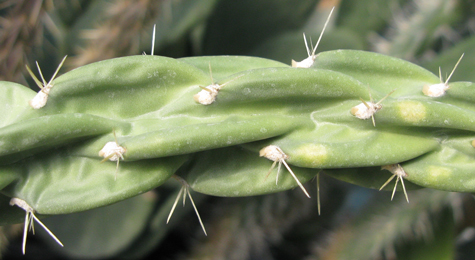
[186,146,316,197]
[1,50,475,220]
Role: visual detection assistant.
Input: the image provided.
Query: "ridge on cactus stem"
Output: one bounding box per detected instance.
[291,7,334,68]
[99,130,126,180]
[260,145,310,198]
[193,62,243,105]
[351,90,395,127]
[380,164,409,203]
[167,175,207,236]
[422,53,464,97]
[25,55,67,109]
[10,198,64,255]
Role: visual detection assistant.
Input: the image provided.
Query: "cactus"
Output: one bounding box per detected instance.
[2,0,475,259]
[1,46,474,253]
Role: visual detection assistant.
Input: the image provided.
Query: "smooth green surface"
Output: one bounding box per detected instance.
[0,81,36,127]
[1,148,187,214]
[313,50,439,96]
[47,55,210,119]
[186,146,317,197]
[0,114,121,165]
[404,137,475,192]
[179,55,288,79]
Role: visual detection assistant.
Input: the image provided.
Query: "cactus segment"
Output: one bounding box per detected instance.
[0,114,124,165]
[121,115,305,160]
[186,146,317,197]
[422,53,464,97]
[441,82,475,104]
[253,118,439,168]
[325,134,475,193]
[313,50,439,96]
[380,164,409,203]
[0,167,17,192]
[402,136,475,192]
[380,100,475,132]
[195,67,371,106]
[291,7,334,68]
[179,56,289,80]
[2,2,475,255]
[312,51,475,113]
[0,81,37,127]
[43,55,210,119]
[2,50,475,224]
[10,198,64,254]
[0,149,188,214]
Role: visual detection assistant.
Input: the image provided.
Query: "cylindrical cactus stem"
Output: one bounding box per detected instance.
[1,50,475,222]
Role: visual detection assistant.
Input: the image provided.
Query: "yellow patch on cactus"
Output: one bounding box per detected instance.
[397,101,426,123]
[427,165,452,182]
[293,144,328,167]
